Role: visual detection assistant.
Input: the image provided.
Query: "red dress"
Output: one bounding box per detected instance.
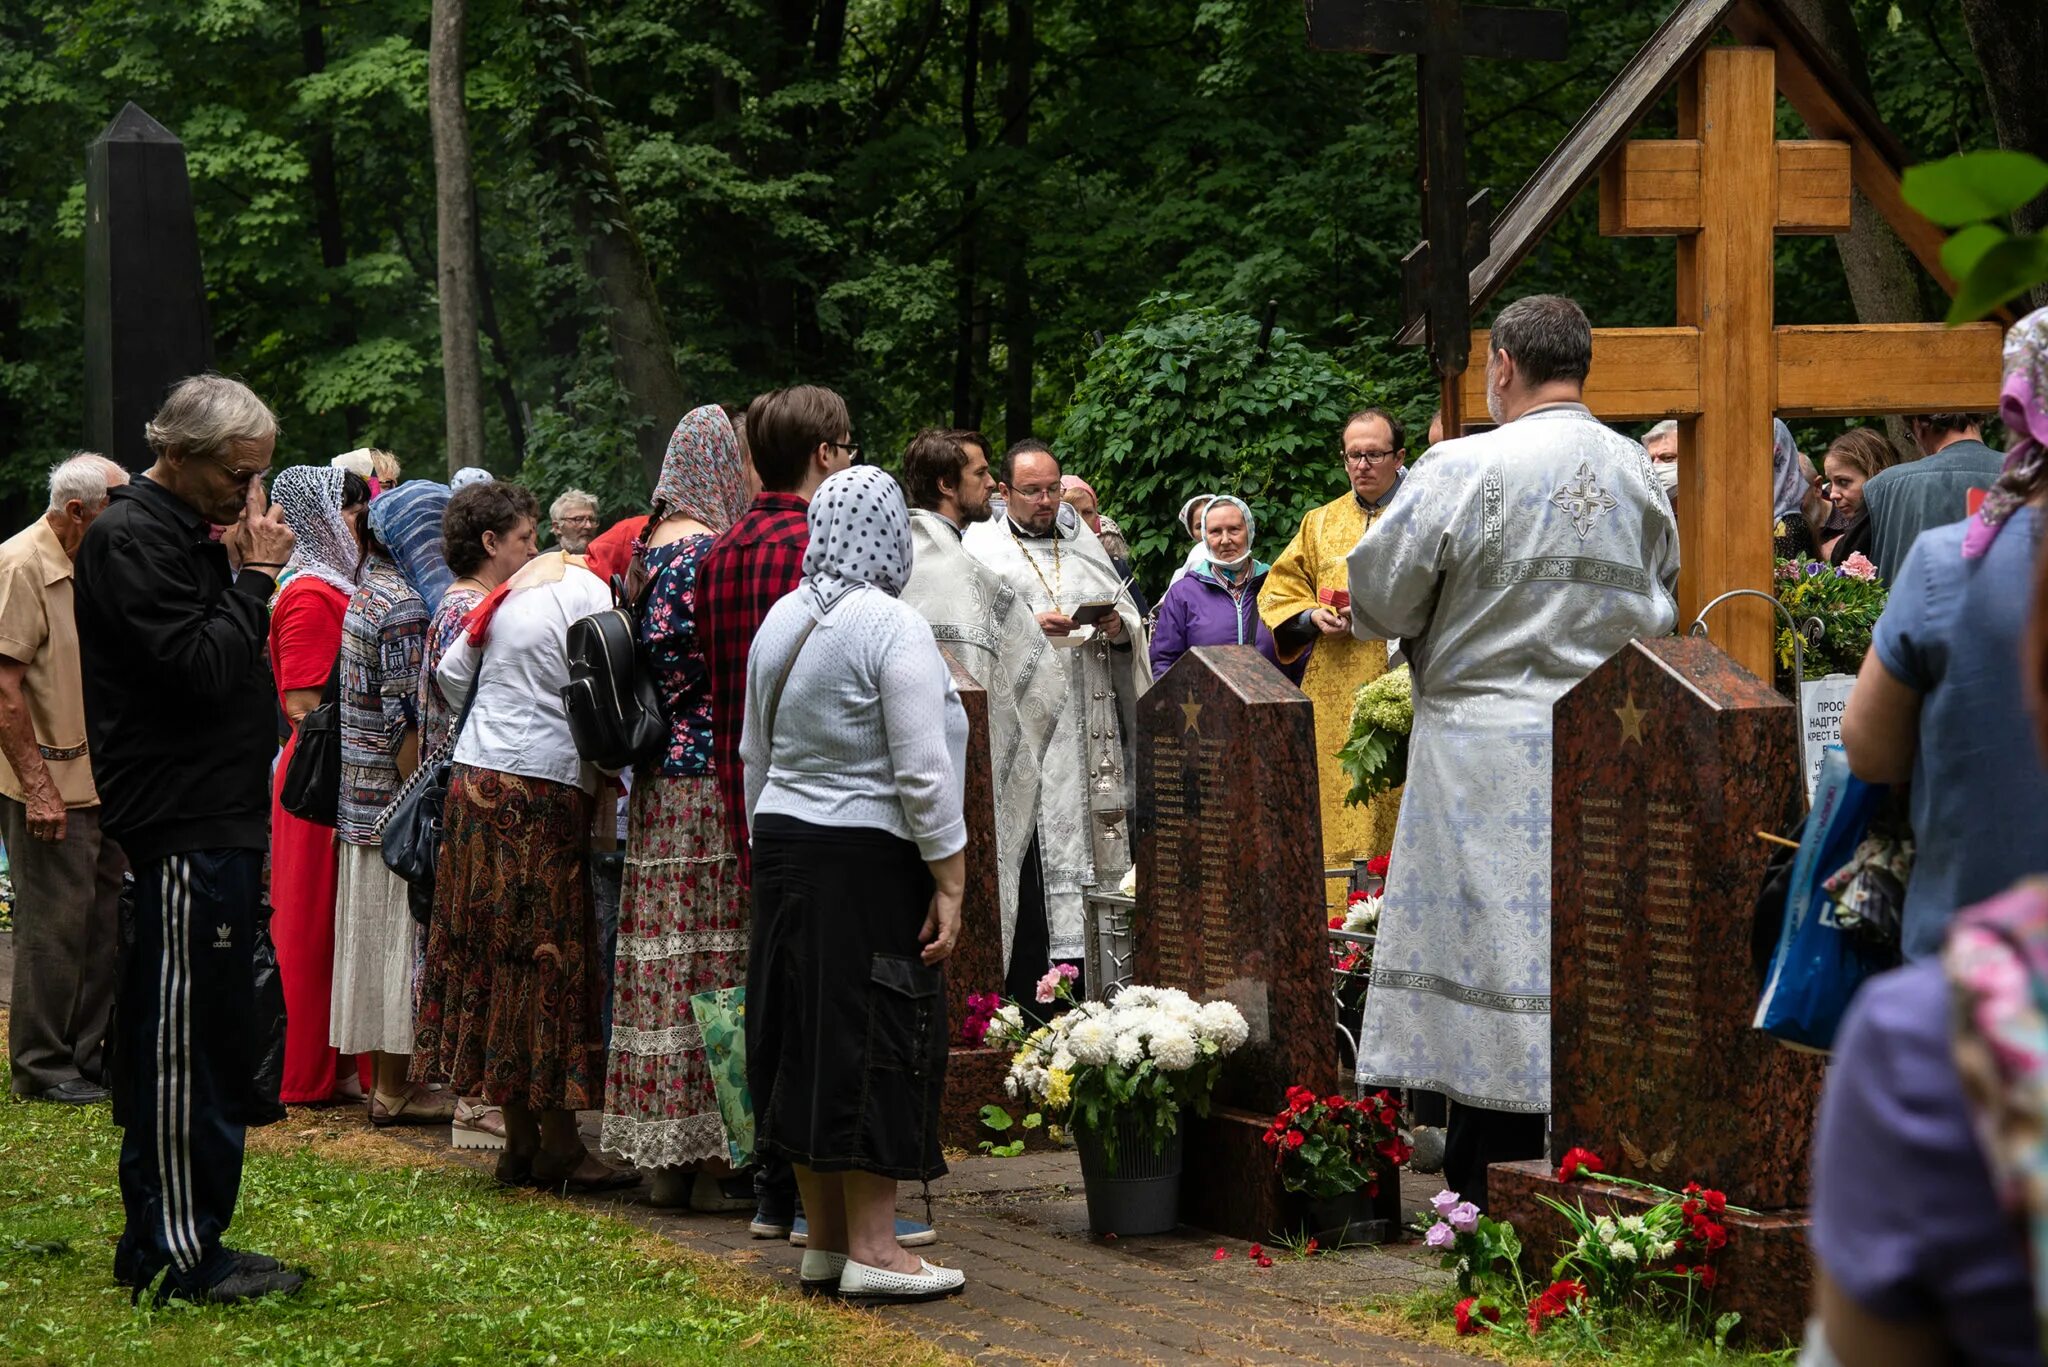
[268,577,355,1103]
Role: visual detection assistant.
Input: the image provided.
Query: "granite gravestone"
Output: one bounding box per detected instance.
[86,104,214,472]
[936,651,1021,1149]
[1490,635,1822,1340]
[1133,645,1333,1238]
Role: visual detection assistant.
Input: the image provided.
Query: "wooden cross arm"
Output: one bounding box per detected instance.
[1458,322,2001,421]
[1599,139,1852,236]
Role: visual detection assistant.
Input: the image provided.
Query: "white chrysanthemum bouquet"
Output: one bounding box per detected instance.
[984,983,1249,1166]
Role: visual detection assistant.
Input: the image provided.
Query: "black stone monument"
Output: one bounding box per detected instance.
[85,103,214,472]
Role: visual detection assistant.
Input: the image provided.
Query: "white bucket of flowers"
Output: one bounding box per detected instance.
[987,978,1249,1235]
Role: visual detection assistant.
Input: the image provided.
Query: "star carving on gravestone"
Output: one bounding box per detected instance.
[1551,461,1619,540]
[1181,702,1203,735]
[1613,692,1648,748]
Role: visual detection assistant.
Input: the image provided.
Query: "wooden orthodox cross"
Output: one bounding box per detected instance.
[1448,37,2001,677]
[1304,0,1568,434]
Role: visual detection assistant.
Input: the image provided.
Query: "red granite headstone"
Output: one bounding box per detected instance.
[1492,635,1820,1341]
[1133,645,1333,1239]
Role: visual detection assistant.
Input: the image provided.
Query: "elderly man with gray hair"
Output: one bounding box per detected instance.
[74,373,304,1306]
[549,487,601,553]
[0,452,129,1107]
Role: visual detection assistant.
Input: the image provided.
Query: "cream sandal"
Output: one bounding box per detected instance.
[838,1257,965,1303]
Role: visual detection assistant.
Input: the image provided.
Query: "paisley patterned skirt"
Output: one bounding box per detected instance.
[412,765,601,1109]
[600,774,744,1168]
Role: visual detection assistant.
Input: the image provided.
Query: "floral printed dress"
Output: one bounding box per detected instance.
[601,535,746,1168]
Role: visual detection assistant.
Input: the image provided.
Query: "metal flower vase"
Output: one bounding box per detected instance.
[1074,1111,1184,1236]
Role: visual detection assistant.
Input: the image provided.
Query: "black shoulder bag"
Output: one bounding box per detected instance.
[278,652,344,826]
[380,639,487,924]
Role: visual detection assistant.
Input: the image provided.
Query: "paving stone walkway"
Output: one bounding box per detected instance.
[372,1118,1462,1365]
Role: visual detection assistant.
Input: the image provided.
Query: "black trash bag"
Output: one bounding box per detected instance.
[240,899,289,1128]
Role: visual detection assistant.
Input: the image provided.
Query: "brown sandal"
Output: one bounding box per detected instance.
[530,1145,637,1194]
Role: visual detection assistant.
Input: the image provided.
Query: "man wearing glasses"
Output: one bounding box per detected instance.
[74,373,306,1304]
[548,489,602,554]
[963,439,1149,996]
[1259,406,1411,890]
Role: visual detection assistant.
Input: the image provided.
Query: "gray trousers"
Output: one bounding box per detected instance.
[2,796,126,1094]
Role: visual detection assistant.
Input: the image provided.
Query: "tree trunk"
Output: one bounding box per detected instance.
[1781,0,1930,326]
[1959,0,2048,306]
[429,0,488,476]
[952,0,984,428]
[525,0,687,480]
[302,0,367,443]
[1000,0,1034,443]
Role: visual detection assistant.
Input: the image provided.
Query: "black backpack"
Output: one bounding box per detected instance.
[561,522,668,770]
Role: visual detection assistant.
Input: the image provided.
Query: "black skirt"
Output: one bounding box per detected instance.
[747,814,948,1182]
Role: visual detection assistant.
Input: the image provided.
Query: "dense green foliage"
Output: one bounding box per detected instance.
[0,0,1998,525]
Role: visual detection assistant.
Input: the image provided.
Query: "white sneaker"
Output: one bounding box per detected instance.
[799,1249,847,1297]
[838,1257,966,1303]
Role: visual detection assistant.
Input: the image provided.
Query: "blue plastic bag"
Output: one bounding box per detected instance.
[1753,747,1886,1051]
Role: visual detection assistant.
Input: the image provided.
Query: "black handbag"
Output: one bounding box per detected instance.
[380,639,486,923]
[278,653,343,826]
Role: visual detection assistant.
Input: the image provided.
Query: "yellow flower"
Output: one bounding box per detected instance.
[1046,1068,1073,1111]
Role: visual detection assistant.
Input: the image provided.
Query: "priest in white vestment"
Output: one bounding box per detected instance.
[964,440,1150,985]
[898,431,1065,999]
[1347,294,1680,1208]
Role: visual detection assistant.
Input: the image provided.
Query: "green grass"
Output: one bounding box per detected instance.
[1349,1288,1799,1367]
[0,1062,956,1366]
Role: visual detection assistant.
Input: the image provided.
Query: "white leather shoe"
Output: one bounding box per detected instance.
[838,1257,966,1303]
[799,1250,847,1297]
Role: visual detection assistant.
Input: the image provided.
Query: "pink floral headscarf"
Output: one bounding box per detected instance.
[653,405,750,535]
[1963,307,2048,559]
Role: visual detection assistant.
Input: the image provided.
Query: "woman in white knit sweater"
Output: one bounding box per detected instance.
[741,465,969,1303]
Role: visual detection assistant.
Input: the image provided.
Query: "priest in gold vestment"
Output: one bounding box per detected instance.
[1259,407,1410,877]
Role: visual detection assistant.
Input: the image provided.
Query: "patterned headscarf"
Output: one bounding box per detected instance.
[801,465,912,616]
[368,480,453,611]
[450,467,492,490]
[653,404,750,535]
[1946,878,2048,1350]
[1771,420,1811,523]
[271,464,363,597]
[1965,307,2048,559]
[1061,474,1102,534]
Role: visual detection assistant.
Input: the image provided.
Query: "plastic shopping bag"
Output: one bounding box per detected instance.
[689,986,753,1167]
[1753,747,1888,1052]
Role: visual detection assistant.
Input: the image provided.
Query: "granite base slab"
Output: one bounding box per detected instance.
[1489,1160,1810,1345]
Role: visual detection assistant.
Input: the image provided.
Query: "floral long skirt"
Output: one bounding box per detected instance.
[600,774,744,1169]
[412,765,601,1110]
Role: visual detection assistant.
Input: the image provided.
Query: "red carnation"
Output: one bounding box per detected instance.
[1453,1297,1502,1336]
[1285,1130,1306,1149]
[1365,854,1391,877]
[1329,916,1346,929]
[1556,1147,1604,1183]
[1526,1279,1587,1334]
[1703,1189,1727,1215]
[1378,1106,1400,1127]
[1256,1254,1274,1269]
[1697,1265,1719,1290]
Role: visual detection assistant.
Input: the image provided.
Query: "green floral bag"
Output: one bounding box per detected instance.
[689,986,753,1167]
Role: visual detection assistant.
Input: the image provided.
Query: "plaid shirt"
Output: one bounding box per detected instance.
[698,491,810,884]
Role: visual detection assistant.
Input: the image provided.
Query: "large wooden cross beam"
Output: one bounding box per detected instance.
[1305,0,1567,433]
[1452,46,2001,678]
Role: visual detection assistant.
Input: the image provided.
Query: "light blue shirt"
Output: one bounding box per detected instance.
[1873,508,2048,959]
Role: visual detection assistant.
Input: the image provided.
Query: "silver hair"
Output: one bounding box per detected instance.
[1643,420,1679,442]
[48,452,127,513]
[144,374,279,463]
[1489,294,1592,385]
[550,488,599,521]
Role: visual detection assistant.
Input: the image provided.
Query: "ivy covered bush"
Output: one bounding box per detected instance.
[1055,295,1418,588]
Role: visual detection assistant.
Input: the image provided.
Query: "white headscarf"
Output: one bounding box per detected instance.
[1771,420,1811,523]
[271,464,363,596]
[1177,493,1219,543]
[801,466,912,617]
[1200,494,1257,572]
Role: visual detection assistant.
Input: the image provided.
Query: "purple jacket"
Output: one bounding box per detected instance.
[1150,563,1307,685]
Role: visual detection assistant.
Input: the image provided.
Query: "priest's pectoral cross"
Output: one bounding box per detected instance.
[1304,0,1568,435]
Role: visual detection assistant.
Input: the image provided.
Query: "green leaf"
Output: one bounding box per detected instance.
[978,1105,1013,1132]
[1940,223,2009,286]
[1947,235,2048,324]
[1904,150,2048,227]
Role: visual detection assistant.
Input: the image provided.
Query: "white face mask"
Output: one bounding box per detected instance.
[1654,462,1679,495]
[1209,547,1253,571]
